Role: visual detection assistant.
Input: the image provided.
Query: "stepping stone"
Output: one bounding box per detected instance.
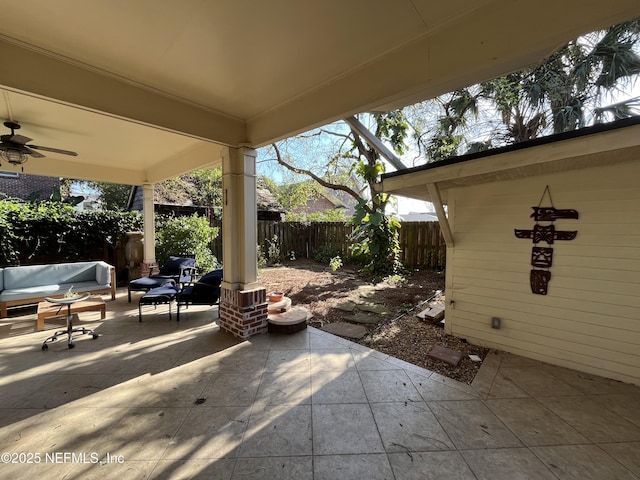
[355,301,390,315]
[417,305,445,323]
[268,307,310,334]
[335,301,358,312]
[428,345,462,366]
[356,285,378,299]
[322,322,367,340]
[342,312,380,325]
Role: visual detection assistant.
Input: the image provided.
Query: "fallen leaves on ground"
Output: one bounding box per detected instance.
[259,259,488,384]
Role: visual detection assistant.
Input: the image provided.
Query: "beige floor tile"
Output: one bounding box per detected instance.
[543,364,640,395]
[232,456,312,480]
[200,372,261,407]
[486,397,588,446]
[239,405,312,457]
[4,406,127,453]
[264,349,310,372]
[151,458,235,480]
[495,352,543,367]
[163,406,250,460]
[68,459,159,480]
[388,451,476,480]
[312,403,384,455]
[91,407,191,461]
[309,347,356,371]
[351,349,398,371]
[408,371,478,401]
[1,293,639,480]
[487,371,530,398]
[599,442,640,477]
[1,460,76,480]
[371,401,454,452]
[253,370,311,405]
[538,396,640,443]
[589,393,640,427]
[425,372,479,395]
[314,453,393,480]
[263,330,310,350]
[128,371,214,408]
[309,332,353,350]
[462,447,557,480]
[428,399,522,449]
[532,444,639,480]
[311,370,368,404]
[498,366,582,397]
[215,349,269,374]
[359,369,422,403]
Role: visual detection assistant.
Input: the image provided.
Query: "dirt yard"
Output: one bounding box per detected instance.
[258,259,488,384]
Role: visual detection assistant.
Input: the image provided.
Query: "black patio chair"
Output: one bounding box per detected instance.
[176,269,223,320]
[128,255,196,302]
[138,280,180,321]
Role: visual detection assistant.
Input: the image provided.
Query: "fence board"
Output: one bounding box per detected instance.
[211,220,445,269]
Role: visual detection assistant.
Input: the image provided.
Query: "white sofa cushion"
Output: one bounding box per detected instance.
[3,261,109,289]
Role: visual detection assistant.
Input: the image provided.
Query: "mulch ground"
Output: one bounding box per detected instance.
[258,259,488,384]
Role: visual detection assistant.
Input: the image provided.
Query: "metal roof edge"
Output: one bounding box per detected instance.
[382,116,640,180]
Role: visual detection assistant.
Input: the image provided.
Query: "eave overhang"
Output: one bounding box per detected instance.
[377,117,640,204]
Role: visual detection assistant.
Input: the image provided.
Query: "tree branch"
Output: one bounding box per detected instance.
[272,143,369,211]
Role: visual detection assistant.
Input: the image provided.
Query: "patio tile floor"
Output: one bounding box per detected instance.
[0,289,639,479]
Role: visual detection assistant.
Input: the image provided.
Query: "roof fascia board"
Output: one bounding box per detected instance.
[380,120,640,193]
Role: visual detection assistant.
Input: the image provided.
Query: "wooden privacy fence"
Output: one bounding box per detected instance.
[211,221,446,269]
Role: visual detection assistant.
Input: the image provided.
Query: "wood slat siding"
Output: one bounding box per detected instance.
[445,161,640,385]
[211,220,445,269]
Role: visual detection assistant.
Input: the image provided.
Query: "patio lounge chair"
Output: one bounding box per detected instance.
[128,255,196,302]
[176,269,223,320]
[138,280,180,321]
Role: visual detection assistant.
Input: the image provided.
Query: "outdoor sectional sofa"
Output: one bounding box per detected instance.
[0,261,116,317]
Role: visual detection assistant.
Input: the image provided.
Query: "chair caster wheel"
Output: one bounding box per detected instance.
[92,334,99,339]
[68,343,75,349]
[42,344,48,351]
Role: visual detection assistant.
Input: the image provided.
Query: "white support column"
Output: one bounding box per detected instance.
[221,147,260,290]
[142,183,156,264]
[219,147,267,339]
[138,183,158,277]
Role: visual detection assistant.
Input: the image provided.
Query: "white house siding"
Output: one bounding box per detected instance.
[444,160,640,385]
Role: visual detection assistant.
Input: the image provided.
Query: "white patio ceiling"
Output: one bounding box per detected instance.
[0,0,638,185]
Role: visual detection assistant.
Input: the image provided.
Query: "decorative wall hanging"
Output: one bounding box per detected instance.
[514,186,578,295]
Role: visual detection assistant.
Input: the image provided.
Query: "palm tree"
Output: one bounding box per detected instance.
[421,18,640,160]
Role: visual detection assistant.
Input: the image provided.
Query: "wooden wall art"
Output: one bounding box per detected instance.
[515,186,578,295]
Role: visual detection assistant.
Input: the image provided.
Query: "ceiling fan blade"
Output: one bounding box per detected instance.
[8,134,33,145]
[25,147,45,158]
[1,134,33,144]
[28,144,78,156]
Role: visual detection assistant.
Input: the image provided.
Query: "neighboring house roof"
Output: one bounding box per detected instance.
[0,173,60,201]
[128,185,285,220]
[289,181,358,216]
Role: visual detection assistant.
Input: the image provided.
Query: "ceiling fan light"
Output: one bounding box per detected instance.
[0,149,28,165]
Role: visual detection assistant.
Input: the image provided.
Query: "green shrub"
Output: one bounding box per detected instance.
[0,198,141,266]
[329,255,343,272]
[313,245,342,264]
[155,214,220,273]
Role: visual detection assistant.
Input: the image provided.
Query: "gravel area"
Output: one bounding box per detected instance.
[259,259,488,384]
